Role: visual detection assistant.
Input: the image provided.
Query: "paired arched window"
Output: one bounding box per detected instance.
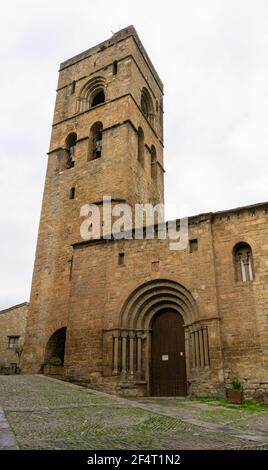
[137,127,144,166]
[233,242,254,283]
[89,122,103,160]
[141,87,155,127]
[77,77,106,112]
[151,145,157,180]
[64,132,77,169]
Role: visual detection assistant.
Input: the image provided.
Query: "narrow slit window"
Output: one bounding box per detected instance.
[118,253,125,266]
[71,80,76,94]
[68,258,73,280]
[70,187,75,199]
[113,60,118,75]
[189,239,198,253]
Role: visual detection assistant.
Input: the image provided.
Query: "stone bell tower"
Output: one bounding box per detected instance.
[23,26,164,372]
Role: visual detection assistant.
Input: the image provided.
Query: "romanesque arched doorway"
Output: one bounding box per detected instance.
[44,327,67,365]
[106,279,203,396]
[150,310,187,396]
[103,279,213,396]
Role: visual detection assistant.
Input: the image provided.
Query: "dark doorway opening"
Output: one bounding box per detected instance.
[44,327,67,365]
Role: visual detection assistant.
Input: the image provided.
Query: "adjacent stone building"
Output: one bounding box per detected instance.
[21,26,268,398]
[0,303,28,370]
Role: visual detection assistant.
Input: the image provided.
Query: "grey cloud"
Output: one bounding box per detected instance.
[0,0,267,308]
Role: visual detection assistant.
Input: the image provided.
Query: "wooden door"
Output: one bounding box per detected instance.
[150,310,187,396]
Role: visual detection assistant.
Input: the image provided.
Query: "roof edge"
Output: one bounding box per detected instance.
[0,302,29,315]
[72,200,268,249]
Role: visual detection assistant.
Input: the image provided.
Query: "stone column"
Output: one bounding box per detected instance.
[194,329,200,368]
[121,331,128,377]
[199,329,205,368]
[112,330,119,376]
[184,327,191,378]
[136,331,143,379]
[129,331,135,377]
[203,327,209,367]
[144,330,151,388]
[190,328,195,369]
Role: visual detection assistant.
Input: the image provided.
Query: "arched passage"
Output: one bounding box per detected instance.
[44,327,67,365]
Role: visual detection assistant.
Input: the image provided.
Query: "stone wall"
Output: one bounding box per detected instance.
[61,203,268,398]
[212,204,268,398]
[0,303,28,369]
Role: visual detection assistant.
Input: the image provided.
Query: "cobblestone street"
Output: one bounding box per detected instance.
[0,375,267,450]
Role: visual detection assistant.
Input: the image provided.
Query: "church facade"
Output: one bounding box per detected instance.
[22,26,268,398]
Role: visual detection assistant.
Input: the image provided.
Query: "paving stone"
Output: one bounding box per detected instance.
[0,376,267,450]
[0,407,18,450]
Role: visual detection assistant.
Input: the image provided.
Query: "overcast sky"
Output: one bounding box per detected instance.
[0,0,268,309]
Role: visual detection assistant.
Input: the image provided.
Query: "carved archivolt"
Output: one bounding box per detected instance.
[119,279,199,329]
[76,76,106,112]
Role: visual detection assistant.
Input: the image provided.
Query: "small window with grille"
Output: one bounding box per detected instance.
[8,336,20,349]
